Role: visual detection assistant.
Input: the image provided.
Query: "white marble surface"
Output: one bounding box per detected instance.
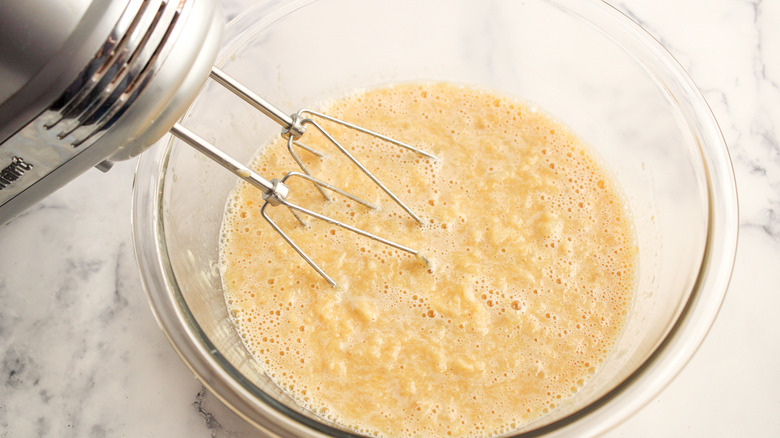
[1,0,778,436]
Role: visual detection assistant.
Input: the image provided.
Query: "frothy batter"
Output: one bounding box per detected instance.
[219,82,636,437]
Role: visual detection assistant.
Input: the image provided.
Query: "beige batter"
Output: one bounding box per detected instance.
[219,82,636,437]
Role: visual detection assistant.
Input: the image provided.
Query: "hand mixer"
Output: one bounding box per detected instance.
[0,0,434,285]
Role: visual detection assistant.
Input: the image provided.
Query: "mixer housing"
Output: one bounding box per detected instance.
[0,0,223,224]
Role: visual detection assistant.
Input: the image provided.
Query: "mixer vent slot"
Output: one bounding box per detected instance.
[42,0,186,148]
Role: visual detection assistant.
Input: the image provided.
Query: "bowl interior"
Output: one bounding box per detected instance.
[145,0,723,435]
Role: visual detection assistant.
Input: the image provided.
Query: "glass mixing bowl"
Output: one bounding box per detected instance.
[132,0,738,436]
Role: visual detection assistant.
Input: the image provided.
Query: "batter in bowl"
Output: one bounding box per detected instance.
[219,82,636,437]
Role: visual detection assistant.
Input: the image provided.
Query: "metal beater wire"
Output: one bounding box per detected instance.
[262,172,422,287]
[169,68,436,286]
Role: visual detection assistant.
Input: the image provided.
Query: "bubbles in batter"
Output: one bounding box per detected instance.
[219,82,636,437]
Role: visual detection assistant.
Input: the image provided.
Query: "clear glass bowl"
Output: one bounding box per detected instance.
[132,0,738,436]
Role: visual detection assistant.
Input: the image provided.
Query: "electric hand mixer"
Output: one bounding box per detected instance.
[0,0,435,285]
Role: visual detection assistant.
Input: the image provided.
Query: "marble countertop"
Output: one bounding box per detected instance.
[1,0,778,436]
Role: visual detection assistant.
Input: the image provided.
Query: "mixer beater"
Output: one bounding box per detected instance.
[172,68,436,286]
[0,0,435,286]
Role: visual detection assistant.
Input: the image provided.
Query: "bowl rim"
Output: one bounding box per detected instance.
[132,0,739,436]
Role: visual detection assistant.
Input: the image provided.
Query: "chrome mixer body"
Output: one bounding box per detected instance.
[0,0,223,224]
